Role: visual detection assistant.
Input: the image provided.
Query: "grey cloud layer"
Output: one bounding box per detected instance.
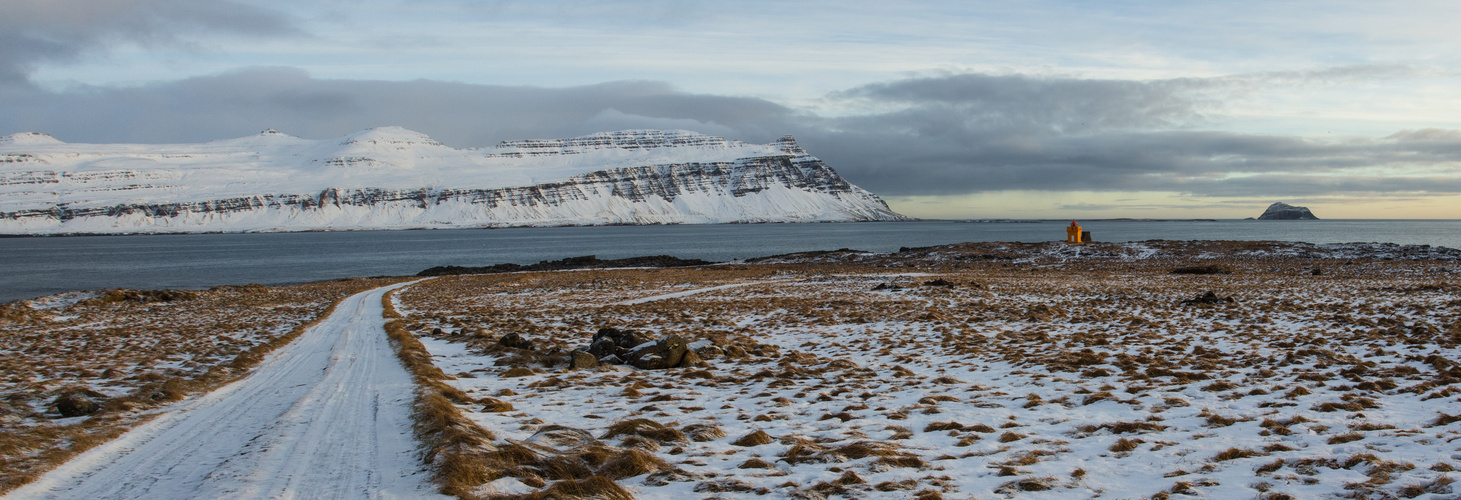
[0,0,296,83]
[0,67,795,146]
[2,68,1457,200]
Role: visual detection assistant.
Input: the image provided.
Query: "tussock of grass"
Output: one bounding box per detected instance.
[1327,432,1365,445]
[596,448,669,479]
[600,418,687,444]
[511,476,633,500]
[1109,437,1143,452]
[731,430,773,447]
[1212,447,1265,462]
[998,431,1027,443]
[382,286,501,498]
[680,423,726,442]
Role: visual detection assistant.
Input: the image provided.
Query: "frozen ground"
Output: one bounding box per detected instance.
[3,240,1457,499]
[0,277,402,492]
[393,241,1461,499]
[7,281,444,500]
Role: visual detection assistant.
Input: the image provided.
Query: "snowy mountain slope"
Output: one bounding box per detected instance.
[0,128,906,234]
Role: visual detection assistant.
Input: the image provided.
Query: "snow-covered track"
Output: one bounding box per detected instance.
[7,281,445,500]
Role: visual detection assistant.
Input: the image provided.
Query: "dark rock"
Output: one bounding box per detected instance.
[872,283,902,291]
[1311,268,1323,276]
[1180,291,1235,306]
[420,255,715,277]
[1257,202,1319,220]
[922,279,955,287]
[588,327,653,358]
[498,332,535,350]
[600,354,623,365]
[678,349,708,368]
[693,343,725,360]
[54,390,103,417]
[626,335,689,370]
[569,350,600,369]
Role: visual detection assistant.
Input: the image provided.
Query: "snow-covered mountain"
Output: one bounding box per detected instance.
[0,128,906,234]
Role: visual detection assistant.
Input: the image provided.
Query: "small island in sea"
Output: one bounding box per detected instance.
[1256,202,1320,220]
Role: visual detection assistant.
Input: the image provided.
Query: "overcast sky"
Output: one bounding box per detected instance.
[3,0,1460,218]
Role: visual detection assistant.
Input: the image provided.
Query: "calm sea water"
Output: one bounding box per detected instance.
[2,219,1458,303]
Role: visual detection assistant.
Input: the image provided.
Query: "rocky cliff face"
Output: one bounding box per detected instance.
[1257,202,1319,220]
[0,128,906,234]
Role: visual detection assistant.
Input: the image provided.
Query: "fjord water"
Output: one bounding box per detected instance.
[2,219,1458,303]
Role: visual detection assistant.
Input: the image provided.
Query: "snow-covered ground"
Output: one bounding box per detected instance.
[394,242,1460,499]
[4,240,1455,499]
[7,282,445,500]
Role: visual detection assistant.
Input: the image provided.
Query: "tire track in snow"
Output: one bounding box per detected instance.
[8,281,446,500]
[610,280,787,305]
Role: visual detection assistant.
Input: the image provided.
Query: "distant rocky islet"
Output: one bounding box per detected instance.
[1254,202,1319,220]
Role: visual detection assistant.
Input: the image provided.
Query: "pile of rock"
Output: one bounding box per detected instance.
[574,327,708,370]
[496,327,737,370]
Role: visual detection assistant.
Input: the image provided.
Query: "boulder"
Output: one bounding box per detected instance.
[498,333,534,350]
[54,390,103,417]
[569,350,600,369]
[626,335,689,370]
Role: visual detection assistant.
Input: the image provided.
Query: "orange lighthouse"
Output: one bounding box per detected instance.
[1066,220,1083,243]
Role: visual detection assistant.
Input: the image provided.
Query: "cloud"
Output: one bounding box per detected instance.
[0,0,297,84]
[829,73,1208,134]
[581,109,739,138]
[0,67,795,146]
[799,72,1461,198]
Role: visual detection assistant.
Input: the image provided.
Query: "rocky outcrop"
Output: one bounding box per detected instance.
[1258,202,1319,220]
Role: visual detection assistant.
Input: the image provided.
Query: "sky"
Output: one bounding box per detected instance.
[3,0,1460,219]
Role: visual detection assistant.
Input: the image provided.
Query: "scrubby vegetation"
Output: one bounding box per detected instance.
[0,278,403,493]
[383,240,1461,498]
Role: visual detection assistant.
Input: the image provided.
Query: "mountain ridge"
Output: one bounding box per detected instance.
[0,128,906,234]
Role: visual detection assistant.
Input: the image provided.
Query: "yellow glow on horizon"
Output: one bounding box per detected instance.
[883,191,1461,220]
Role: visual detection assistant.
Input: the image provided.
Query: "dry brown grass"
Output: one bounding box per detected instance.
[1212,447,1266,462]
[599,418,687,444]
[731,429,774,447]
[376,242,1461,496]
[0,278,401,493]
[382,285,500,498]
[1109,438,1144,452]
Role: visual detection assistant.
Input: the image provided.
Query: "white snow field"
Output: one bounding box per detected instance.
[6,281,447,500]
